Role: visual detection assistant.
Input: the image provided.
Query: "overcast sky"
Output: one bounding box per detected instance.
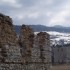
[0,0,70,27]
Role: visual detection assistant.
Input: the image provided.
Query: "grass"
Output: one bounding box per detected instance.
[50,64,70,70]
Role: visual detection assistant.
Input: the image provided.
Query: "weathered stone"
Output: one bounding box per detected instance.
[31,32,51,64]
[19,25,34,63]
[0,13,51,70]
[0,13,22,63]
[31,32,51,70]
[0,13,17,45]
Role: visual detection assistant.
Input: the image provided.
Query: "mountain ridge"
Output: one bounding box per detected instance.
[14,25,70,34]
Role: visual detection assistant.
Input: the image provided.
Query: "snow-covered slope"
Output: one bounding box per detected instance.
[35,31,70,45]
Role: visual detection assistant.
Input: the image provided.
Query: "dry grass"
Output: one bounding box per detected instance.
[50,64,70,70]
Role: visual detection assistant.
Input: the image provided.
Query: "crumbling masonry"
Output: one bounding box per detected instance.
[0,13,51,70]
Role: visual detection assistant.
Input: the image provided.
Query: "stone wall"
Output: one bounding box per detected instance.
[0,13,17,45]
[0,13,51,70]
[19,25,34,63]
[52,45,70,64]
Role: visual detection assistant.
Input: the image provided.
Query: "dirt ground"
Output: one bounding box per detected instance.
[49,64,70,70]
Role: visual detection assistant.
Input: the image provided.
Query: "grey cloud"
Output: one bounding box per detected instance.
[0,0,70,26]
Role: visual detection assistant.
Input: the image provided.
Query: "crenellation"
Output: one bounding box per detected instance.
[0,13,51,70]
[19,24,34,63]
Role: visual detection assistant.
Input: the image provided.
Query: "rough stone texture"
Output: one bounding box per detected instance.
[19,25,34,63]
[31,32,51,70]
[0,13,22,63]
[0,13,51,70]
[0,13,17,45]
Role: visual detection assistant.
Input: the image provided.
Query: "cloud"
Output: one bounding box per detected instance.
[49,1,70,26]
[0,0,22,8]
[0,0,70,26]
[49,10,70,25]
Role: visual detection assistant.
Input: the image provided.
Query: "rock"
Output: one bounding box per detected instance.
[37,32,51,63]
[0,13,21,63]
[19,24,34,63]
[0,13,17,45]
[0,13,51,70]
[31,32,51,62]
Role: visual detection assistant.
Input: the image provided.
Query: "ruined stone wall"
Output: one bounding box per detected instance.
[19,25,34,63]
[0,13,22,66]
[0,13,17,45]
[31,32,51,70]
[0,13,51,70]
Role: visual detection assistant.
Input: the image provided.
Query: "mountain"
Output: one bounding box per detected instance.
[14,25,48,34]
[14,25,70,34]
[53,25,64,28]
[14,25,21,34]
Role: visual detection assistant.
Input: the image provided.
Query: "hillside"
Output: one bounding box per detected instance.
[14,25,70,34]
